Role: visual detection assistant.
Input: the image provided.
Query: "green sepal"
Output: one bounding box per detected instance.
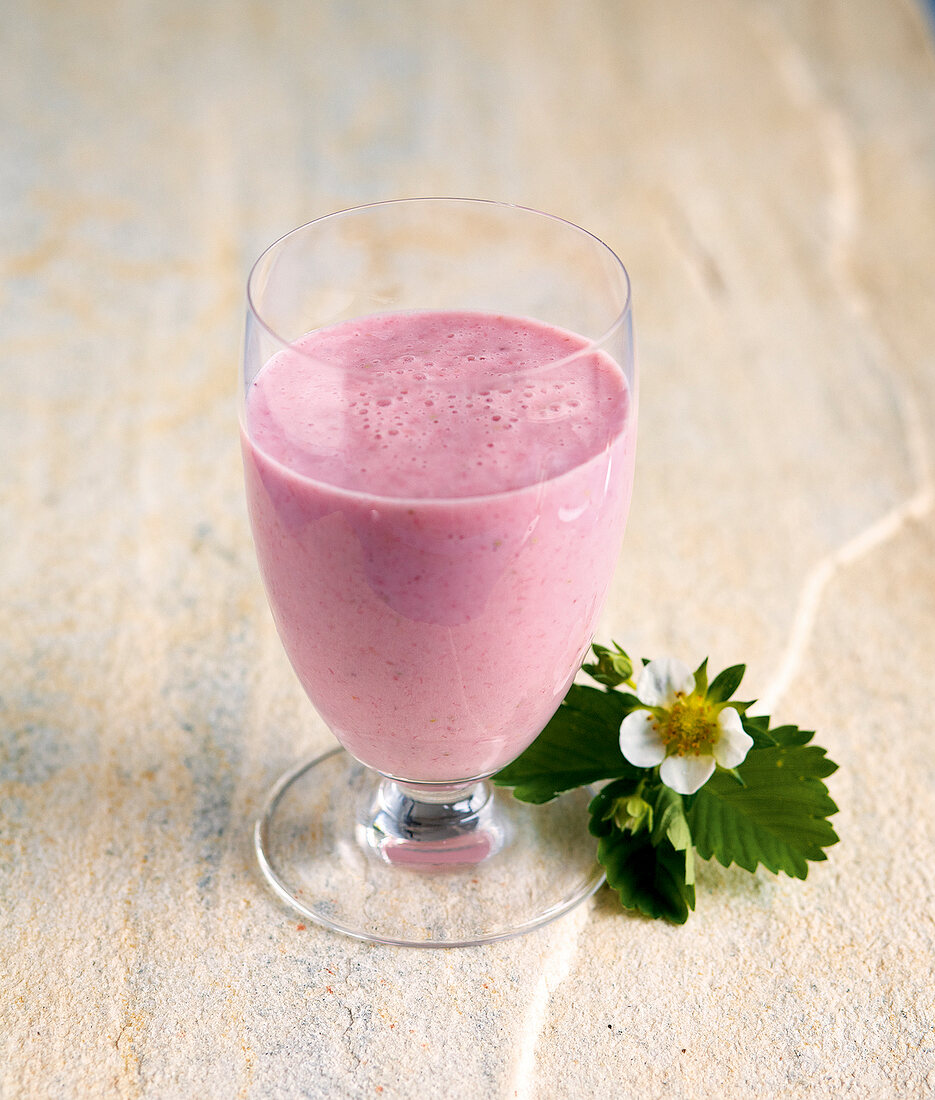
[493,685,641,803]
[648,784,685,847]
[587,778,639,837]
[596,826,696,924]
[706,663,746,703]
[692,658,709,697]
[648,784,695,885]
[582,642,634,688]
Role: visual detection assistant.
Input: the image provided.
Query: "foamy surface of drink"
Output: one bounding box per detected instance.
[246,310,628,498]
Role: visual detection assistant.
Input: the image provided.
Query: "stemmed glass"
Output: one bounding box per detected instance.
[241,199,636,946]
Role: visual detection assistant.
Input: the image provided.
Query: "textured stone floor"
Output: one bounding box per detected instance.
[2,1,934,1096]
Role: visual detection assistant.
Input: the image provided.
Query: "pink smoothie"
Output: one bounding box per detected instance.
[242,310,635,783]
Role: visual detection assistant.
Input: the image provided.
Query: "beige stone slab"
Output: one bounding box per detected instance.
[1,0,934,1097]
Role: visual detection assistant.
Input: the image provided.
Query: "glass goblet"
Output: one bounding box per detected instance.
[241,199,636,946]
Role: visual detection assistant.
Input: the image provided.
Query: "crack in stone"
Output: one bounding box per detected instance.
[747,3,935,713]
[757,456,934,716]
[658,192,728,300]
[339,1005,361,1070]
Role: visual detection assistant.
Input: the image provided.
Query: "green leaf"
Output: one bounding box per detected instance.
[614,692,644,711]
[493,685,641,803]
[682,842,696,886]
[769,724,820,749]
[689,734,840,878]
[706,663,745,703]
[692,658,709,697]
[597,827,696,924]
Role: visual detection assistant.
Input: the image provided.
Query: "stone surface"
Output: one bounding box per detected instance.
[2,1,934,1096]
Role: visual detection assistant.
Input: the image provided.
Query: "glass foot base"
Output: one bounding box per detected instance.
[254,748,604,947]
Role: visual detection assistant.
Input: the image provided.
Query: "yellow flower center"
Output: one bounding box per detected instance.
[658,698,716,757]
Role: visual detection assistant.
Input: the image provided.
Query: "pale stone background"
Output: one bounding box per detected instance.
[2,1,935,1096]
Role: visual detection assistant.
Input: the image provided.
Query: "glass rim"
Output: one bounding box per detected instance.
[245,196,632,370]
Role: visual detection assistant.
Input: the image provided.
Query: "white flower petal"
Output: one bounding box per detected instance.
[660,753,716,795]
[619,710,666,768]
[636,657,695,708]
[712,707,754,768]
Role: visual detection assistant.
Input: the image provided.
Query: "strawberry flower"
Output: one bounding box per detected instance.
[618,657,753,795]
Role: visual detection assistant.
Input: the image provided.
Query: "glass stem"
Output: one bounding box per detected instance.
[357,777,509,869]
